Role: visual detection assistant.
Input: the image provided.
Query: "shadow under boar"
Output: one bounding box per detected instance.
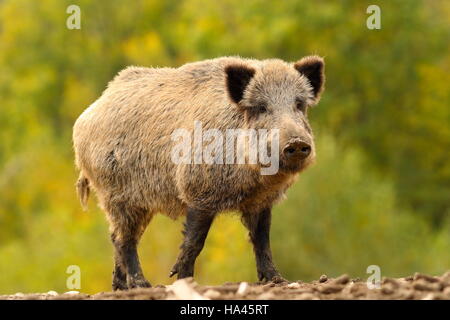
[72,56,325,290]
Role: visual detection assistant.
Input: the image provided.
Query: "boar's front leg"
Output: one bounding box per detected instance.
[242,208,286,283]
[170,208,215,279]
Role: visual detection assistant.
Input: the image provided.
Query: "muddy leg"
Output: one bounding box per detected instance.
[242,208,285,283]
[170,208,215,279]
[109,204,151,290]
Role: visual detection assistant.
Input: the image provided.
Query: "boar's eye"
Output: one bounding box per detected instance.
[245,104,267,120]
[256,104,267,113]
[296,99,306,113]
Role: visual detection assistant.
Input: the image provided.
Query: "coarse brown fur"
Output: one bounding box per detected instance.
[73,56,325,289]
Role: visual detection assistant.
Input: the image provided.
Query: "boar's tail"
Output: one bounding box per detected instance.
[76,173,90,211]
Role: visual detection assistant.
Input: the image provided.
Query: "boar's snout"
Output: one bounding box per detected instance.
[283,138,311,160]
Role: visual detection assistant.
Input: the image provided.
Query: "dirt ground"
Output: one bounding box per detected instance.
[2,272,450,300]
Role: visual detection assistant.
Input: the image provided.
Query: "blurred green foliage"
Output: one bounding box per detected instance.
[0,0,449,294]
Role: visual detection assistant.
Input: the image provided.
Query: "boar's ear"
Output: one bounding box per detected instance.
[294,56,325,98]
[225,64,256,104]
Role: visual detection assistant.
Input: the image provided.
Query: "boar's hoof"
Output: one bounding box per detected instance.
[270,275,288,284]
[112,279,128,291]
[169,261,195,279]
[127,275,151,289]
[112,269,128,291]
[258,270,287,283]
[169,263,179,278]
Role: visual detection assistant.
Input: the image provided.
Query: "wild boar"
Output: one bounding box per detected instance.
[73,56,325,289]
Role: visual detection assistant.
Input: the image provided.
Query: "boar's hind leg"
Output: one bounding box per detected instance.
[111,233,128,291]
[108,203,151,290]
[169,208,215,279]
[242,208,286,283]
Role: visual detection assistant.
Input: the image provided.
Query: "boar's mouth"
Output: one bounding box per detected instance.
[279,155,315,174]
[279,159,305,173]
